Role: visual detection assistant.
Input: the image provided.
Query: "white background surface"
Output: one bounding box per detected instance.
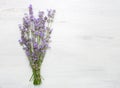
[0,0,120,88]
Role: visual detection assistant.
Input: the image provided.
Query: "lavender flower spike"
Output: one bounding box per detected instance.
[29,4,33,15]
[18,4,55,85]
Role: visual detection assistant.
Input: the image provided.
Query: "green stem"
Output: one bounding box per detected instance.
[32,68,42,85]
[29,73,34,81]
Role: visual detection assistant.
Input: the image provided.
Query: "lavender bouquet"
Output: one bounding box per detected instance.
[18,4,55,85]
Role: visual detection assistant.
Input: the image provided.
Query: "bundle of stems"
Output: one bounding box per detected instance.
[19,4,55,85]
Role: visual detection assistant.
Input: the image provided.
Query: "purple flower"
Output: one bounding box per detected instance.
[23,18,30,28]
[40,32,44,37]
[23,47,29,51]
[34,31,39,36]
[38,11,44,18]
[39,45,44,50]
[33,57,38,61]
[47,9,56,18]
[44,16,47,20]
[18,24,22,29]
[26,51,30,56]
[33,42,38,49]
[29,4,33,15]
[30,15,35,21]
[19,25,25,32]
[39,23,44,28]
[18,39,23,45]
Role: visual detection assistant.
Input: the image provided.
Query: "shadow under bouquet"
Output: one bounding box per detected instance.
[18,4,55,85]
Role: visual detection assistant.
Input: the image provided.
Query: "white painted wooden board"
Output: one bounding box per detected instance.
[0,0,120,88]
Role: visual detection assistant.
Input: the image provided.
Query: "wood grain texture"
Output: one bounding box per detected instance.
[0,0,120,88]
